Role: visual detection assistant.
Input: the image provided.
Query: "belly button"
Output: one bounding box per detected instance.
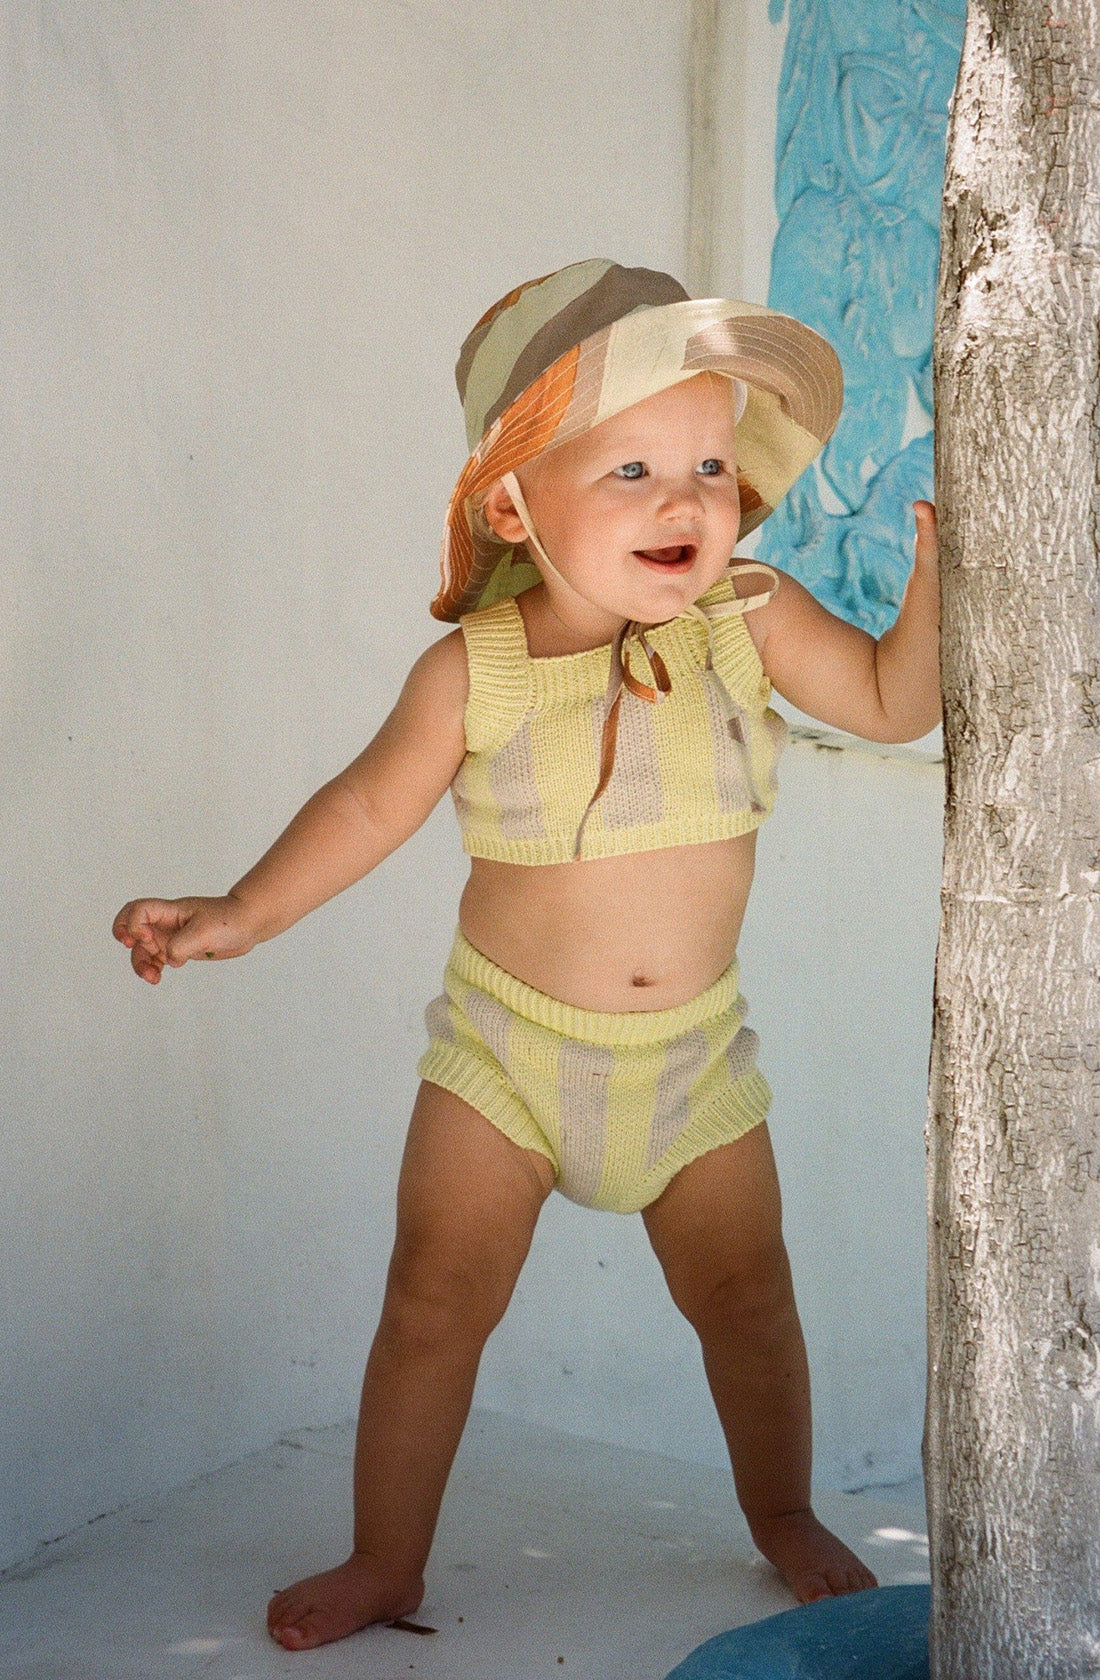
[631,973,654,988]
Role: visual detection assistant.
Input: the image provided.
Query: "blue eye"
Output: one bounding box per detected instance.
[615,461,646,480]
[698,458,724,476]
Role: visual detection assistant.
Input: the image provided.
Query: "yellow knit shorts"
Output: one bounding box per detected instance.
[417,929,771,1214]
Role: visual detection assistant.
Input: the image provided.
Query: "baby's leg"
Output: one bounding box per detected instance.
[642,1124,877,1603]
[267,1080,555,1651]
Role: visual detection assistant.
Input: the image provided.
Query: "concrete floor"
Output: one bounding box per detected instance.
[1,1410,929,1680]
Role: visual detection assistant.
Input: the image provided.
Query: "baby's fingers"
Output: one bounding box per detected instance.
[113,899,185,984]
[120,923,168,985]
[131,943,167,984]
[113,898,179,943]
[913,500,938,564]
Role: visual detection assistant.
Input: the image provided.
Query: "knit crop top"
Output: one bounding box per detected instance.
[450,570,787,865]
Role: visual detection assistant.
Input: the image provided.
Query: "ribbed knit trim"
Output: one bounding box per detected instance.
[416,1041,558,1163]
[459,597,531,755]
[481,576,767,707]
[445,928,740,1046]
[461,807,770,865]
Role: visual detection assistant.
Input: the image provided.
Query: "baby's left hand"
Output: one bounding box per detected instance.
[912,501,938,572]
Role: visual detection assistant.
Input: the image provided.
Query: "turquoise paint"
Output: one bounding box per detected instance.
[760,0,965,633]
[662,1584,930,1679]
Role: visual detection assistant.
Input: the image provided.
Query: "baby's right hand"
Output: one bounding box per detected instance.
[112,895,258,985]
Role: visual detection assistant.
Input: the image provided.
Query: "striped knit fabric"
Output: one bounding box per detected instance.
[418,930,771,1214]
[450,576,787,865]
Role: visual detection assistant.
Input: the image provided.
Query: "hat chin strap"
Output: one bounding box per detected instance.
[499,471,572,592]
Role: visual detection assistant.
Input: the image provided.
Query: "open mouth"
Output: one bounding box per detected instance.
[634,544,697,569]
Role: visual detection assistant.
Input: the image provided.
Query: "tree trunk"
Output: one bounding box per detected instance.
[928,2,1100,1674]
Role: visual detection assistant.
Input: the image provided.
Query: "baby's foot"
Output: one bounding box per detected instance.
[749,1508,878,1603]
[266,1553,424,1651]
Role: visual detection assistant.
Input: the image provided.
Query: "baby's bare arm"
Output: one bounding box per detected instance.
[114,630,468,982]
[229,631,468,939]
[747,502,941,743]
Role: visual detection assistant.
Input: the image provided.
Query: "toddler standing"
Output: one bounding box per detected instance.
[114,260,940,1651]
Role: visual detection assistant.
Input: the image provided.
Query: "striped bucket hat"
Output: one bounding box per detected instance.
[432,258,843,622]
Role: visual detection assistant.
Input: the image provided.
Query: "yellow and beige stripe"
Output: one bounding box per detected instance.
[452,574,786,866]
[418,930,771,1214]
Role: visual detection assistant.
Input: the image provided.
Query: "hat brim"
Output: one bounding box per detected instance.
[433,297,842,622]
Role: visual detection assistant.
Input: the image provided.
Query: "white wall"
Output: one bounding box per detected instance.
[1,0,940,1574]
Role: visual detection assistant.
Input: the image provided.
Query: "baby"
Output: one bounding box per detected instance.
[114,259,940,1651]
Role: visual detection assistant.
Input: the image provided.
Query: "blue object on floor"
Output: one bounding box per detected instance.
[663,1585,930,1679]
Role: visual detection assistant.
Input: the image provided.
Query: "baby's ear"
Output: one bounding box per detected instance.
[482,478,528,544]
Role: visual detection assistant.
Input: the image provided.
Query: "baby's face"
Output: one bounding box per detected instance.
[507,372,741,630]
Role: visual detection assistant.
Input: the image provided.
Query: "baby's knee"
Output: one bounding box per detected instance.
[380,1243,511,1350]
[675,1237,797,1339]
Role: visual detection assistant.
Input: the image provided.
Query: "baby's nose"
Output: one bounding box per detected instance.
[659,484,704,519]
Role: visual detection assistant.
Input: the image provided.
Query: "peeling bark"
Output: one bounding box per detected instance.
[928,2,1100,1675]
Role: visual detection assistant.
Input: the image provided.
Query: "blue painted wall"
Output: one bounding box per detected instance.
[759,0,965,633]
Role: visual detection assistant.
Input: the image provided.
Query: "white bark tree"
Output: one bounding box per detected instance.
[927,2,1100,1675]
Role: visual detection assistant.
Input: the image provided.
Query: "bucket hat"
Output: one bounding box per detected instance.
[432,257,843,623]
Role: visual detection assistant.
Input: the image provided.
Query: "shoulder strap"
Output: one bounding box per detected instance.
[459,597,531,754]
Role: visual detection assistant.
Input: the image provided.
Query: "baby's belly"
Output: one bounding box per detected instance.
[457,835,756,1012]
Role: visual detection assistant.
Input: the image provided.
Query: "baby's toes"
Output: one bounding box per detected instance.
[799,1572,832,1603]
[271,1616,317,1651]
[821,1564,875,1597]
[267,1586,307,1633]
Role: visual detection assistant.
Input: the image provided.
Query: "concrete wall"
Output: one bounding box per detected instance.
[1,0,940,1572]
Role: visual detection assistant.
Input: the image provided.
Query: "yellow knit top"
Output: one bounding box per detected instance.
[451,574,787,865]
